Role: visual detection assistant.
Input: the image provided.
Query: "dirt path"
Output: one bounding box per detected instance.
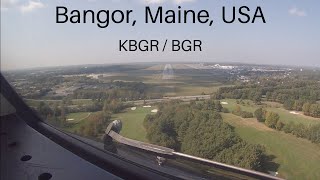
[80,113,92,121]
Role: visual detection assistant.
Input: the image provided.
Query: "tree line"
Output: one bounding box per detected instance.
[144,100,268,171]
[72,81,162,101]
[214,79,320,118]
[35,97,129,131]
[232,105,254,118]
[254,108,320,144]
[76,112,111,139]
[283,100,320,118]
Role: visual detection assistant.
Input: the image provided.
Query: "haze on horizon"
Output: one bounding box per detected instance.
[1,0,320,70]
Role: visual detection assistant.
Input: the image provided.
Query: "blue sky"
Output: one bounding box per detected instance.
[1,0,320,70]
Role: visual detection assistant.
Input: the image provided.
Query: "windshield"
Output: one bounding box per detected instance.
[1,1,320,180]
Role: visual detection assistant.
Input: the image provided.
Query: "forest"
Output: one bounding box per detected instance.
[143,100,267,171]
[72,81,151,100]
[254,108,320,144]
[214,79,320,118]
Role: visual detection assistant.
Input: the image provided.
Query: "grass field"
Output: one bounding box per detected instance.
[169,84,225,96]
[222,113,320,180]
[109,100,320,179]
[66,112,91,123]
[71,99,93,106]
[263,107,320,126]
[143,74,227,96]
[59,98,320,179]
[99,63,231,97]
[64,112,94,133]
[63,106,154,140]
[112,106,156,142]
[221,99,320,126]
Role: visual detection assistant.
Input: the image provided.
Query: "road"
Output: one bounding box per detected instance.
[126,95,211,105]
[27,95,211,108]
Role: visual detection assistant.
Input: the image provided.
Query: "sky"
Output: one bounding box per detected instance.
[1,0,320,70]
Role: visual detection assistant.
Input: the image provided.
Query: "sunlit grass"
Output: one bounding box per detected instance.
[221,99,320,126]
[112,106,156,142]
[222,113,320,180]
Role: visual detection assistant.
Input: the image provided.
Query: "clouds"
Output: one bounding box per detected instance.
[174,0,195,4]
[90,0,195,4]
[289,7,307,17]
[20,1,45,13]
[142,0,165,4]
[1,0,45,13]
[141,0,195,5]
[1,0,18,10]
[1,0,194,12]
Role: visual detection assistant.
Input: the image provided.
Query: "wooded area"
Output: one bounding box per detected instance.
[144,100,267,171]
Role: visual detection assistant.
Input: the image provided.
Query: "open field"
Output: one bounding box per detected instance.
[112,106,156,142]
[63,111,98,133]
[144,78,227,97]
[222,113,320,180]
[263,107,320,126]
[221,99,320,126]
[63,106,154,140]
[97,63,231,97]
[25,63,233,105]
[110,99,320,179]
[145,82,226,97]
[168,84,224,96]
[66,112,91,123]
[71,99,94,106]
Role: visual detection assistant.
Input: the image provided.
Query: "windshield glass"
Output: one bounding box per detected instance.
[1,1,320,180]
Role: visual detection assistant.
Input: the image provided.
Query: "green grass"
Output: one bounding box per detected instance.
[221,99,257,112]
[63,112,94,133]
[169,84,223,96]
[222,113,320,180]
[71,99,93,105]
[221,99,320,126]
[112,106,156,142]
[263,107,320,126]
[66,112,91,123]
[64,120,87,133]
[143,77,226,97]
[63,107,153,140]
